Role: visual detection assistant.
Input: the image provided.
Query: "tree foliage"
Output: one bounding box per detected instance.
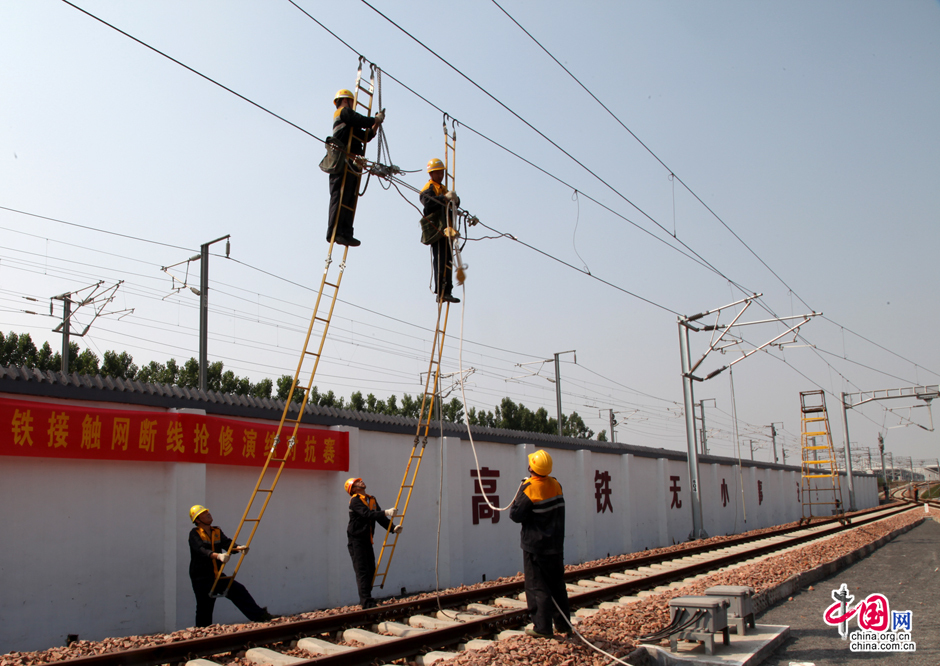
[0,330,602,439]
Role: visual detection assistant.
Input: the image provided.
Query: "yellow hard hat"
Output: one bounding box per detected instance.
[189,504,208,523]
[426,158,445,173]
[528,450,553,476]
[334,89,354,104]
[344,477,363,495]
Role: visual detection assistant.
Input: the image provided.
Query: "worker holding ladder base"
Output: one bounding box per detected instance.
[188,505,274,626]
[345,477,401,608]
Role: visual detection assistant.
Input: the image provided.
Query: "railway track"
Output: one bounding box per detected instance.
[55,503,915,666]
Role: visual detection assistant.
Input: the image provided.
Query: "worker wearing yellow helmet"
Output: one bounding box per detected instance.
[187,504,274,626]
[419,158,460,303]
[325,88,386,247]
[344,477,401,608]
[509,450,571,638]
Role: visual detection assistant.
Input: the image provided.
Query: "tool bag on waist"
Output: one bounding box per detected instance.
[319,139,345,175]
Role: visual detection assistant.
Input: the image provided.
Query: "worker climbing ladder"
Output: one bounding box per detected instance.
[799,390,846,525]
[210,60,378,598]
[372,119,461,590]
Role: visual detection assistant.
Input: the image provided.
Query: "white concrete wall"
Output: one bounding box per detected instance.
[0,425,879,653]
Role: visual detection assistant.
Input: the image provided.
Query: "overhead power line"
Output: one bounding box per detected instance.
[51,2,938,421]
[488,0,804,310]
[60,0,325,145]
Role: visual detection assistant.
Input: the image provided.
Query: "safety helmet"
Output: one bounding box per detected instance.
[528,449,553,476]
[426,158,445,173]
[344,477,363,495]
[189,504,209,523]
[334,89,354,105]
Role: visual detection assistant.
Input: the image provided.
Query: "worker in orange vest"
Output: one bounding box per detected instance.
[509,450,570,637]
[345,477,401,608]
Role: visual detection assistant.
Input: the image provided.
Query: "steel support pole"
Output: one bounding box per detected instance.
[840,392,858,511]
[878,434,887,500]
[60,296,71,374]
[554,353,563,436]
[199,243,209,393]
[678,319,706,539]
[770,423,779,464]
[699,400,708,456]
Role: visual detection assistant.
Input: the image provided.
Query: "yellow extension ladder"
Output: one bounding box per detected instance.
[372,119,459,590]
[799,390,846,524]
[210,60,377,597]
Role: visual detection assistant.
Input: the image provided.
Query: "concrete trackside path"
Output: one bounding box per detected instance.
[757,517,940,665]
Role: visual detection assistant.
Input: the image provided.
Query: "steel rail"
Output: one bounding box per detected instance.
[52,503,912,666]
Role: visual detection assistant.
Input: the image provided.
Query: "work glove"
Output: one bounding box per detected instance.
[374,110,385,124]
[235,545,249,553]
[217,552,230,564]
[444,190,457,203]
[393,525,403,534]
[384,508,396,519]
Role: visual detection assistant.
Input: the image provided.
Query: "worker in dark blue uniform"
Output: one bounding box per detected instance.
[419,158,460,303]
[345,477,401,608]
[327,89,384,247]
[509,450,571,638]
[188,504,273,627]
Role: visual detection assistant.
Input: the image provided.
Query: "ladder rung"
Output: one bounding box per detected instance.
[256,488,274,494]
[303,349,321,357]
[803,417,827,422]
[804,460,833,465]
[269,458,287,464]
[803,431,829,437]
[805,474,836,478]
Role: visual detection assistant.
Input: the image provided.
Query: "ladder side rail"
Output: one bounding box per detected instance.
[214,60,377,595]
[373,303,451,587]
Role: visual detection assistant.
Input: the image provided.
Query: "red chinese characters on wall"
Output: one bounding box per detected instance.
[471,467,500,525]
[1,397,348,471]
[595,470,613,513]
[670,475,682,509]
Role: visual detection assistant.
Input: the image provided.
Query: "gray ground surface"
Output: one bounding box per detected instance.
[757,517,939,665]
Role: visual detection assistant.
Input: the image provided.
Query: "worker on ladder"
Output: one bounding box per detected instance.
[326,89,385,247]
[419,158,460,303]
[344,477,401,608]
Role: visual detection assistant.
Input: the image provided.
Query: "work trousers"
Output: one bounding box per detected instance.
[327,167,361,241]
[190,577,266,627]
[430,237,454,298]
[522,550,570,635]
[347,538,377,608]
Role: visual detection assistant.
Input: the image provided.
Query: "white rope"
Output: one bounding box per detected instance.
[551,598,631,665]
[453,271,524,513]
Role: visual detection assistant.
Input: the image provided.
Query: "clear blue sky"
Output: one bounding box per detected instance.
[1,0,938,468]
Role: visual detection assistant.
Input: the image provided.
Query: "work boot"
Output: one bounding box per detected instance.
[256,607,277,622]
[525,627,553,639]
[442,293,460,303]
[335,235,361,247]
